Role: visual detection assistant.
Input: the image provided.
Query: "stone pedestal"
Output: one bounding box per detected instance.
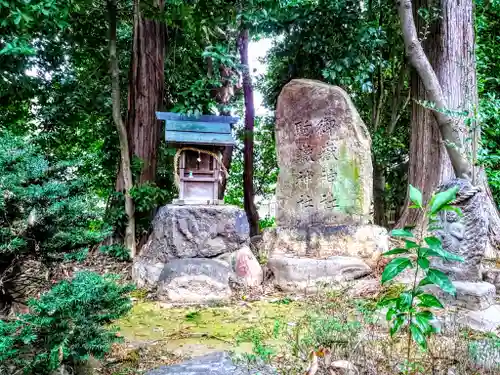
[140,205,249,263]
[263,224,387,266]
[133,205,263,304]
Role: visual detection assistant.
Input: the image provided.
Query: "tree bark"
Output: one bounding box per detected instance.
[108,0,136,258]
[397,0,472,228]
[117,0,165,189]
[238,28,260,236]
[396,0,500,248]
[396,0,471,179]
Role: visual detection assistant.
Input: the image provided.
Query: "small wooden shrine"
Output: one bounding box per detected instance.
[156,112,237,205]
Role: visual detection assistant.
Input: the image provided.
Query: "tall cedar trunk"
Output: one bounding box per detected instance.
[116,0,165,189]
[238,29,260,236]
[108,0,136,258]
[397,0,473,227]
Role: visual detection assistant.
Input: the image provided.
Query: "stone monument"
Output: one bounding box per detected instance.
[264,79,388,292]
[275,79,372,227]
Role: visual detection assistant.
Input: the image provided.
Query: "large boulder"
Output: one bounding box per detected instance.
[146,352,276,375]
[275,79,373,228]
[262,224,387,268]
[267,255,372,292]
[432,179,489,281]
[133,259,233,304]
[140,205,249,262]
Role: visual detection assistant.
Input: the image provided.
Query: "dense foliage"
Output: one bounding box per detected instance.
[0,132,109,260]
[476,0,500,203]
[0,271,133,374]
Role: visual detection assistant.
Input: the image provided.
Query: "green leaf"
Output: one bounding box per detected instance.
[397,291,413,309]
[417,257,430,269]
[405,240,420,249]
[410,323,428,349]
[417,293,444,309]
[383,248,409,256]
[409,184,423,208]
[418,277,433,287]
[418,247,440,258]
[390,314,408,336]
[413,311,433,334]
[381,258,413,284]
[430,186,459,214]
[426,268,456,296]
[424,237,464,262]
[390,228,414,238]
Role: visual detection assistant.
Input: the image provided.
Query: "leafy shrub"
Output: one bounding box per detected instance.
[378,185,463,353]
[0,132,110,260]
[0,271,134,375]
[100,244,131,262]
[259,216,276,230]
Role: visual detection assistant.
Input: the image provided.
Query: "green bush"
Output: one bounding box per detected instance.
[100,244,131,262]
[0,132,110,260]
[0,271,134,375]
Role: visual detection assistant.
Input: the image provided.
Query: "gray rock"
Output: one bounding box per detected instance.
[140,205,249,262]
[424,281,496,311]
[482,268,500,292]
[268,255,371,292]
[145,352,276,375]
[133,259,233,304]
[458,304,500,332]
[432,179,488,281]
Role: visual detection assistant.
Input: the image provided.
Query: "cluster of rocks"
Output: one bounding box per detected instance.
[133,205,264,304]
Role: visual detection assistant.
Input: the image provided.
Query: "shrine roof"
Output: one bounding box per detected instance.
[157,112,237,146]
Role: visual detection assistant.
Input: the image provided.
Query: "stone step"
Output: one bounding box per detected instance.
[267,255,372,293]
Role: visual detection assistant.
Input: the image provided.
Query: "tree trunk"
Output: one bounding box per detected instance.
[396,0,500,248]
[108,0,136,258]
[117,0,165,189]
[373,162,387,227]
[238,28,260,236]
[397,0,473,227]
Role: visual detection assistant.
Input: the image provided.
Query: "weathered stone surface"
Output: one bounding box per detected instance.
[145,352,276,375]
[275,79,372,228]
[268,255,371,292]
[133,259,233,304]
[458,304,500,332]
[482,268,500,292]
[425,281,496,311]
[140,205,249,262]
[132,260,165,288]
[262,225,387,268]
[432,179,488,281]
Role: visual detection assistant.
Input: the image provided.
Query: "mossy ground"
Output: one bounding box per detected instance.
[101,297,306,374]
[116,298,305,352]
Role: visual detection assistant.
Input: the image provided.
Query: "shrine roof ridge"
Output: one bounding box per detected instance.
[156,112,239,124]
